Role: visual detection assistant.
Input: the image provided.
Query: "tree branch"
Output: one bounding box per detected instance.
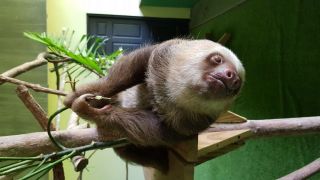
[205,116,320,178]
[16,85,55,130]
[1,116,320,157]
[0,52,47,85]
[0,75,66,96]
[217,33,231,45]
[206,116,320,137]
[278,158,320,180]
[0,117,319,180]
[0,128,117,157]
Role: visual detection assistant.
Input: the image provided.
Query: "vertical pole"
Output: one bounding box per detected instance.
[143,137,198,180]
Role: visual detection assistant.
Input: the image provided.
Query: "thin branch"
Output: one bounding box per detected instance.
[217,33,231,45]
[45,52,72,63]
[278,158,320,180]
[16,85,55,130]
[52,162,65,180]
[0,75,66,96]
[206,116,320,137]
[0,52,47,85]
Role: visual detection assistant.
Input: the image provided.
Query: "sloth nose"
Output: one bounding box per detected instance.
[223,70,241,90]
[225,70,234,79]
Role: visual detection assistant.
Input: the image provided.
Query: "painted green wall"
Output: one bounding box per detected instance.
[191,0,320,179]
[0,0,47,135]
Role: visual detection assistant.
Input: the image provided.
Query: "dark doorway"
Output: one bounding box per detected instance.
[87,15,189,54]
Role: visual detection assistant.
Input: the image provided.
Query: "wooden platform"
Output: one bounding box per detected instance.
[144,111,251,180]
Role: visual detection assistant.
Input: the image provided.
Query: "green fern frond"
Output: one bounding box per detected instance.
[24,31,122,76]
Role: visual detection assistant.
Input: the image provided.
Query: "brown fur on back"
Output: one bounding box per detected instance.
[67,39,245,172]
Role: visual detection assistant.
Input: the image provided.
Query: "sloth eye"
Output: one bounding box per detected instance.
[208,53,224,65]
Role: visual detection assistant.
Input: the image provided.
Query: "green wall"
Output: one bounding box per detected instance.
[0,0,47,135]
[191,0,320,179]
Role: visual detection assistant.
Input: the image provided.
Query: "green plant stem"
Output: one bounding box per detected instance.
[29,157,48,174]
[0,163,39,175]
[47,107,69,150]
[0,156,42,161]
[66,71,76,91]
[53,63,60,90]
[47,139,128,159]
[35,168,51,180]
[0,139,128,178]
[0,160,33,172]
[19,151,76,180]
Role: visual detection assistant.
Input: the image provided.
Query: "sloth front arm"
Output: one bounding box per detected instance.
[71,94,180,146]
[64,45,158,108]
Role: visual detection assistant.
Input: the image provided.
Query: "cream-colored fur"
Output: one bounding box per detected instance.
[166,40,245,116]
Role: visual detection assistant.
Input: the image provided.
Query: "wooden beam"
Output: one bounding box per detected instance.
[215,111,247,123]
[197,129,251,163]
[145,112,250,180]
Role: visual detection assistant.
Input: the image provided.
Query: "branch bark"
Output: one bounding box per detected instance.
[206,116,320,137]
[0,52,47,85]
[0,116,319,157]
[0,128,116,157]
[205,116,320,178]
[0,75,66,96]
[278,158,320,180]
[16,85,55,130]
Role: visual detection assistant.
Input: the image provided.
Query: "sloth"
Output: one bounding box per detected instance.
[64,39,245,172]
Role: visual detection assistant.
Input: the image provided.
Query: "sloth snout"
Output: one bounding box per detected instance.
[222,70,241,91]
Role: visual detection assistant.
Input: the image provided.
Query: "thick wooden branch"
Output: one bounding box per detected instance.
[0,52,47,85]
[206,116,320,137]
[0,75,66,96]
[0,128,116,157]
[279,158,320,180]
[1,116,319,158]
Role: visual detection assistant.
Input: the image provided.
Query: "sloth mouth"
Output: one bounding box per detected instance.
[204,73,235,97]
[205,74,226,89]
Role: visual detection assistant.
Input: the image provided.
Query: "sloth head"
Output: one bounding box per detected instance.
[166,39,245,114]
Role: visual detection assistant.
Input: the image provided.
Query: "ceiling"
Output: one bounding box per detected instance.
[140,0,198,8]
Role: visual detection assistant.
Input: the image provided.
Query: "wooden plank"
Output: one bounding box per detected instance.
[143,151,194,180]
[215,111,247,123]
[197,129,252,163]
[172,112,248,163]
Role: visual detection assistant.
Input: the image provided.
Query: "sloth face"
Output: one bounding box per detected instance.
[168,40,244,98]
[201,52,242,98]
[166,39,245,114]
